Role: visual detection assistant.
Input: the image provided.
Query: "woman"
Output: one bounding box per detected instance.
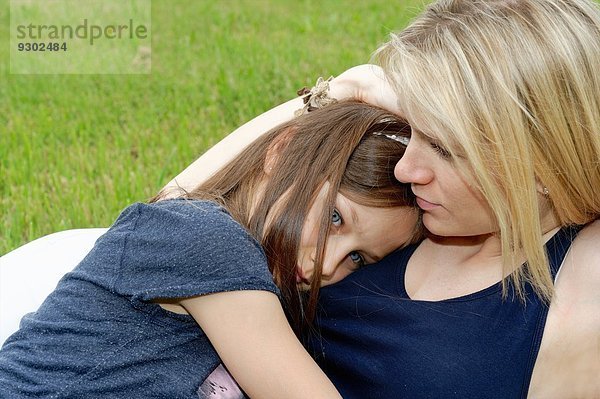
[0,101,420,398]
[312,0,600,397]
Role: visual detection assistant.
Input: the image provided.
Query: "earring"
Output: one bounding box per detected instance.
[542,187,549,196]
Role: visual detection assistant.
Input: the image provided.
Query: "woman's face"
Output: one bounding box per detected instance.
[393,125,496,237]
[296,183,419,289]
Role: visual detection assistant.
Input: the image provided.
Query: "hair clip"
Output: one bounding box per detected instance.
[294,76,338,117]
[373,132,410,146]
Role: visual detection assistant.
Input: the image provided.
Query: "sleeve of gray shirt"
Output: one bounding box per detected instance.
[107,199,280,303]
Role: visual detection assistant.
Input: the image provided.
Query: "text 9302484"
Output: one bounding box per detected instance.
[17,42,68,52]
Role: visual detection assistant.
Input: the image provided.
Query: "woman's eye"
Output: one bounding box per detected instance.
[430,142,451,159]
[331,208,342,227]
[349,251,365,267]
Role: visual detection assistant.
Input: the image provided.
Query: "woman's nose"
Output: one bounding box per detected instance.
[394,146,434,186]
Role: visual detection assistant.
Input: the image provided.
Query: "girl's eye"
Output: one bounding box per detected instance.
[349,251,365,267]
[331,208,342,227]
[430,142,451,159]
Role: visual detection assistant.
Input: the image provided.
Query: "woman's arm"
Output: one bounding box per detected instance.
[529,220,600,397]
[162,64,399,197]
[180,290,342,399]
[162,97,303,197]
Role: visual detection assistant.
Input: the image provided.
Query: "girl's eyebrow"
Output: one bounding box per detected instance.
[337,197,359,226]
[348,204,359,226]
[338,199,381,264]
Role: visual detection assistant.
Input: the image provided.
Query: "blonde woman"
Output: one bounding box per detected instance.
[311,1,600,398]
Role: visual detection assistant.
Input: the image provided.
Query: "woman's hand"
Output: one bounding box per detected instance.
[160,64,400,197]
[329,64,401,114]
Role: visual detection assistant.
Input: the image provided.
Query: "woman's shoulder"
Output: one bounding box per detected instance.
[573,218,600,247]
[558,219,600,297]
[531,220,600,396]
[552,219,600,333]
[568,219,600,278]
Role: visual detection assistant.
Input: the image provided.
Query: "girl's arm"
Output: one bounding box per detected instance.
[162,64,399,197]
[180,290,342,399]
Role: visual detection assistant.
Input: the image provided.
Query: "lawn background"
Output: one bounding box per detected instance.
[1,0,424,255]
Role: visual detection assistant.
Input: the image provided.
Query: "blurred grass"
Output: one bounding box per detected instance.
[0,0,424,255]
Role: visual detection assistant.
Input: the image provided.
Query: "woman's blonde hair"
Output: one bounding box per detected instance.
[376,0,600,301]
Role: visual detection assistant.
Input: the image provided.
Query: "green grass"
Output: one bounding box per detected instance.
[0,0,424,255]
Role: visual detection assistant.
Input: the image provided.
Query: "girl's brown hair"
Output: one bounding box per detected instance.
[153,100,417,335]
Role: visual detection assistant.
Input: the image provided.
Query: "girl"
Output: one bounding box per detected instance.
[0,101,420,398]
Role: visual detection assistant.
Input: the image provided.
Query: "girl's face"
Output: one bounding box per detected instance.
[393,124,496,237]
[296,183,419,289]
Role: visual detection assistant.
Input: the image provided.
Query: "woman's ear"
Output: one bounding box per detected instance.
[264,127,294,175]
[535,179,549,196]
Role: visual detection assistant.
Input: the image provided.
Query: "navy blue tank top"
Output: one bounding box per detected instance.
[309,226,581,399]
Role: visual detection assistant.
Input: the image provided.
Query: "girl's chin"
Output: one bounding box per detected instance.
[296,281,312,291]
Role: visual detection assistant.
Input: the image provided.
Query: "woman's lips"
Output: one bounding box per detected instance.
[416,196,440,211]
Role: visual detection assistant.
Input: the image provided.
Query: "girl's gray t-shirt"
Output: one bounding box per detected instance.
[0,199,279,398]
